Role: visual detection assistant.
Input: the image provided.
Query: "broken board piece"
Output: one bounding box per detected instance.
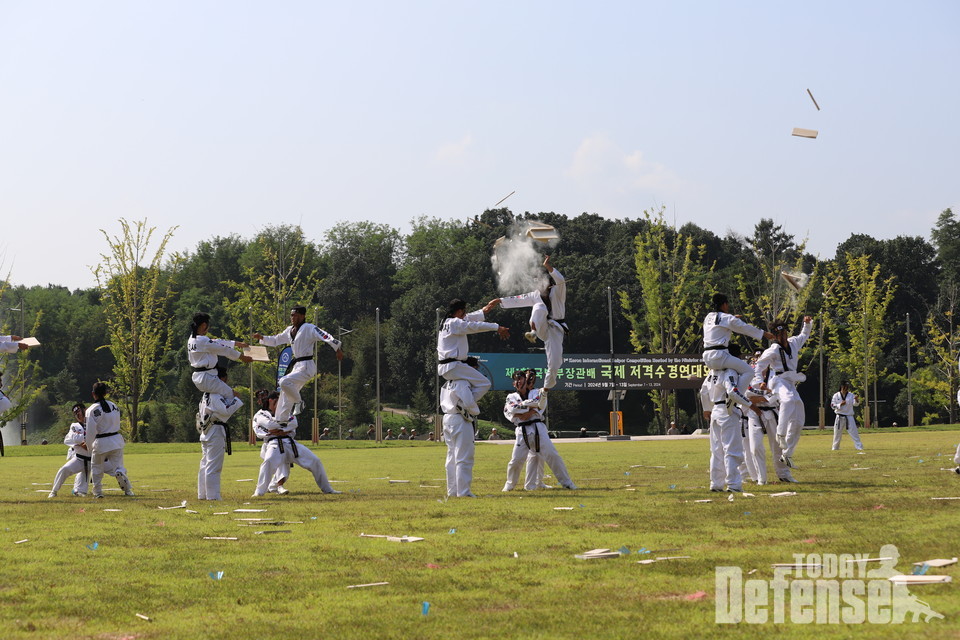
[388,480,410,484]
[770,491,798,497]
[347,582,389,589]
[576,549,621,560]
[234,509,267,513]
[888,574,952,584]
[913,558,958,568]
[255,530,293,535]
[844,557,895,563]
[554,507,574,511]
[243,345,270,362]
[792,127,818,139]
[203,537,239,541]
[772,563,823,569]
[386,536,424,543]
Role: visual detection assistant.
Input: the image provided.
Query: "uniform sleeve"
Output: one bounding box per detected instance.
[446,316,499,336]
[503,393,527,421]
[722,370,752,409]
[850,393,859,407]
[726,315,765,342]
[313,326,342,351]
[791,319,813,350]
[83,408,100,449]
[699,378,714,412]
[259,327,291,348]
[500,291,539,309]
[751,347,777,387]
[830,392,841,411]
[64,424,85,447]
[253,412,273,439]
[0,339,18,354]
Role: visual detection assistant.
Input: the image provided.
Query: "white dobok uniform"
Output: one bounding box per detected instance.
[259,323,341,423]
[441,378,477,497]
[437,310,498,402]
[831,391,863,451]
[500,268,568,389]
[701,368,752,491]
[0,336,19,355]
[197,392,243,500]
[752,319,812,459]
[702,312,765,376]
[254,412,337,495]
[50,421,90,496]
[187,335,242,397]
[745,387,792,483]
[502,388,575,491]
[83,401,132,498]
[0,388,11,416]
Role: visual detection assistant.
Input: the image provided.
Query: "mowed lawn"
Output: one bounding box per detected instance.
[1,430,960,640]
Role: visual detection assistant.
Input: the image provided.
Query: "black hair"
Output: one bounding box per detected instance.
[71,402,85,414]
[768,319,788,334]
[291,306,307,316]
[191,312,211,338]
[712,293,728,311]
[512,368,537,383]
[92,382,111,413]
[839,380,851,391]
[446,298,467,318]
[256,389,280,411]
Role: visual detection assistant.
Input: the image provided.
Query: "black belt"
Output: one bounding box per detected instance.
[96,431,120,438]
[75,453,91,461]
[438,357,465,365]
[837,415,852,430]
[517,419,541,452]
[267,435,299,457]
[290,356,313,365]
[192,366,216,372]
[758,406,778,434]
[76,451,91,480]
[213,422,232,456]
[703,345,728,351]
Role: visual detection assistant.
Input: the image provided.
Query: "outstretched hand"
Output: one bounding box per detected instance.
[239,355,253,364]
[483,299,501,313]
[252,332,263,341]
[543,255,553,271]
[497,326,510,340]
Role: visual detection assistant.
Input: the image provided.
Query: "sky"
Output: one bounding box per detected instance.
[1,1,957,290]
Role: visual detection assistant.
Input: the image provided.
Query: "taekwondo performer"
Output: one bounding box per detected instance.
[252,390,341,497]
[437,298,509,404]
[83,382,133,498]
[47,403,90,498]
[440,359,479,497]
[502,369,576,492]
[0,334,28,356]
[702,294,774,376]
[752,316,813,470]
[197,367,244,500]
[700,352,760,492]
[188,313,252,397]
[745,361,795,484]
[830,380,863,451]
[254,306,343,424]
[495,255,568,390]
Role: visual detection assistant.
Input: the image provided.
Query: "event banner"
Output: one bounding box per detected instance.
[471,353,709,391]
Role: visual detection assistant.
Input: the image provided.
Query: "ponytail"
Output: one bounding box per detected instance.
[191,312,211,338]
[92,382,111,413]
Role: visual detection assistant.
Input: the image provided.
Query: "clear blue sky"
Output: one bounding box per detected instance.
[1,1,957,289]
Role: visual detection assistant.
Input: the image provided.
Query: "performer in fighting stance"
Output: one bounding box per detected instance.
[830,380,863,451]
[702,294,774,376]
[188,313,252,397]
[495,255,568,390]
[254,306,343,424]
[83,382,133,499]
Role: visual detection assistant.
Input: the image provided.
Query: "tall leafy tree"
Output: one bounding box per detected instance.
[94,219,180,441]
[620,208,713,432]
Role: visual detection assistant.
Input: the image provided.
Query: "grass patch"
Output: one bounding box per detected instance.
[1,430,959,638]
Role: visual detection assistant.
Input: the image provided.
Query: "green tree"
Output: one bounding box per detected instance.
[620,208,713,432]
[94,219,180,441]
[821,254,897,427]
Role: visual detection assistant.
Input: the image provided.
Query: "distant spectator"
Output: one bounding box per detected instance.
[384,429,394,440]
[488,428,500,440]
[409,429,418,440]
[346,429,355,440]
[318,428,330,440]
[579,427,588,438]
[427,432,436,441]
[41,439,49,445]
[366,425,376,440]
[667,421,680,436]
[399,427,409,439]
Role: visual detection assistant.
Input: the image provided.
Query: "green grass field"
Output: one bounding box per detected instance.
[1,430,959,639]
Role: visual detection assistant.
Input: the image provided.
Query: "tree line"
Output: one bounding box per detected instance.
[1,207,958,443]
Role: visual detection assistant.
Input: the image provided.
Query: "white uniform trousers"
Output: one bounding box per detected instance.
[90,448,128,497]
[954,443,960,466]
[276,360,317,423]
[702,349,754,377]
[738,414,758,482]
[191,370,234,398]
[503,422,573,491]
[747,408,791,483]
[438,362,491,404]
[198,425,227,500]
[443,413,475,497]
[254,440,287,496]
[530,308,565,390]
[284,444,337,493]
[709,407,744,491]
[832,415,863,450]
[769,376,804,457]
[51,452,90,495]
